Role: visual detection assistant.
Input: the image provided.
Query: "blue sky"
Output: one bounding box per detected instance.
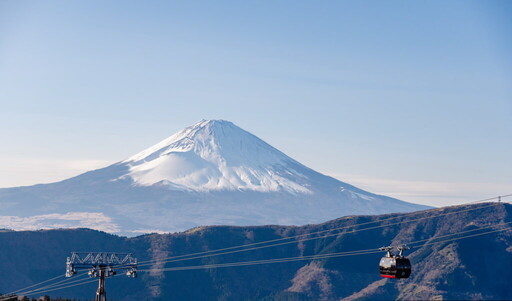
[0,0,511,206]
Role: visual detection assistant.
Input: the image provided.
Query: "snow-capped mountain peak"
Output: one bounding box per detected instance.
[0,119,430,235]
[121,119,310,193]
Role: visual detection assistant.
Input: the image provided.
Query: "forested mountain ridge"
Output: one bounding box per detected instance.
[1,202,510,300]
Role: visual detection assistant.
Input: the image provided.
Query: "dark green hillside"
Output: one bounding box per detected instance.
[1,202,511,300]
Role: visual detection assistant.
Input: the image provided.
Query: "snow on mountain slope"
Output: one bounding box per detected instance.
[122,120,311,193]
[0,119,431,235]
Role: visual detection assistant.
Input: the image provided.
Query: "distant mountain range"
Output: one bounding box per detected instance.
[0,119,429,235]
[1,202,510,300]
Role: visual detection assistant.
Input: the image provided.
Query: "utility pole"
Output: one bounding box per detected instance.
[66,252,137,301]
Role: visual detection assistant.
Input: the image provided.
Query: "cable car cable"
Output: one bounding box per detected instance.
[3,194,511,298]
[115,195,511,270]
[9,211,512,298]
[18,278,99,297]
[4,274,65,296]
[138,223,512,274]
[17,273,121,297]
[116,194,512,266]
[15,273,90,296]
[396,220,512,248]
[0,273,85,299]
[127,199,512,270]
[138,249,384,273]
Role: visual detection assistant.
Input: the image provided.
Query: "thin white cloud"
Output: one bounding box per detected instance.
[130,229,170,234]
[0,156,113,188]
[323,172,512,207]
[0,212,120,233]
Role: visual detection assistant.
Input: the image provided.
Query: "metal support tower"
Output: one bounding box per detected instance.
[66,252,137,301]
[95,266,107,301]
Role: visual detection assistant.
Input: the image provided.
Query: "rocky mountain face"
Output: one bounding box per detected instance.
[0,120,429,235]
[1,202,510,300]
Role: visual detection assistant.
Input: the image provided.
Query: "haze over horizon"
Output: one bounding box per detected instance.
[1,1,511,207]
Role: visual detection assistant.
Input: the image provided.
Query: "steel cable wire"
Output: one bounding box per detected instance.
[126,198,512,270]
[4,194,511,298]
[3,274,65,296]
[139,224,512,273]
[122,194,509,268]
[16,273,89,296]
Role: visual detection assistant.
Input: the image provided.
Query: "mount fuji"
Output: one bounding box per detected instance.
[0,120,429,235]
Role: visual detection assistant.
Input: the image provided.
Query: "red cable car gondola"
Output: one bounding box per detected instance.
[379,246,411,279]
